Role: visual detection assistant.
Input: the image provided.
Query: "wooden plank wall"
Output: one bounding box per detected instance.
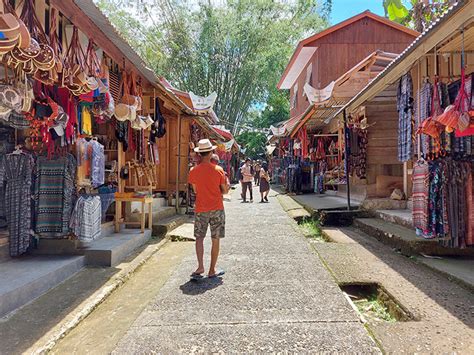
[365,101,402,185]
[290,16,417,118]
[167,117,191,193]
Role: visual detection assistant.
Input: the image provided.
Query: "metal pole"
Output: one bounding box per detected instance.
[343,109,351,211]
[176,113,182,214]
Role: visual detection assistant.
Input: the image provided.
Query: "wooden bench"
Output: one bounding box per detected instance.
[114,196,153,233]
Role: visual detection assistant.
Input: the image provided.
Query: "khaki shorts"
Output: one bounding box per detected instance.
[194,210,225,239]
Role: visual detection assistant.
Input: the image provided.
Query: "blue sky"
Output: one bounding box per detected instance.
[330,0,385,24]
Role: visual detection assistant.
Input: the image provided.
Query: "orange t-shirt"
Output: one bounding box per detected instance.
[188,162,226,213]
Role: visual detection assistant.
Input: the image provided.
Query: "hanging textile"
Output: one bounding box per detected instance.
[98,185,117,221]
[70,195,101,242]
[76,138,105,188]
[414,80,432,157]
[348,128,367,179]
[149,98,166,142]
[397,73,414,162]
[297,126,309,158]
[415,158,472,247]
[0,153,34,256]
[466,170,474,246]
[412,160,430,236]
[34,154,76,237]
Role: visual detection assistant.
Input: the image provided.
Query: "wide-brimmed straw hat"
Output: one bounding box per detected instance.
[194,139,217,153]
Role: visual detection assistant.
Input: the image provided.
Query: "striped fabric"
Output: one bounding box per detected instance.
[397,74,414,162]
[34,154,76,237]
[412,160,429,235]
[70,196,101,242]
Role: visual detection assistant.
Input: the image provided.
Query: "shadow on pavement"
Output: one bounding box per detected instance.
[340,228,474,329]
[180,277,223,295]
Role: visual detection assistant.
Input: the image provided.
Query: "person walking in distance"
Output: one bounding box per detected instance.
[241,158,253,203]
[188,139,229,278]
[238,160,244,200]
[254,160,261,186]
[259,163,270,203]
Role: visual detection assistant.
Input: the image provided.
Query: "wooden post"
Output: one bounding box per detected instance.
[403,162,408,197]
[166,114,170,201]
[343,109,351,211]
[117,142,124,193]
[176,113,182,214]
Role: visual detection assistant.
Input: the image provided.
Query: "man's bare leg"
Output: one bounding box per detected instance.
[194,238,205,275]
[208,238,220,276]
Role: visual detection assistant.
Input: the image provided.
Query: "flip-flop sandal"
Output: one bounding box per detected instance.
[208,270,225,278]
[190,272,204,279]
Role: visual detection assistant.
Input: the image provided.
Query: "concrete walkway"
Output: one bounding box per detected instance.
[112,188,379,353]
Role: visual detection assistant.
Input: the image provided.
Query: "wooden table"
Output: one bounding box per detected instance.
[115,196,153,233]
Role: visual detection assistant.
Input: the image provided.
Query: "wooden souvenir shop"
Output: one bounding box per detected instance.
[0,0,204,260]
[336,0,474,248]
[273,50,400,195]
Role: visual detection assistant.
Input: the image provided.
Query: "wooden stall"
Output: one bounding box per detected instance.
[272,11,418,194]
[333,0,474,227]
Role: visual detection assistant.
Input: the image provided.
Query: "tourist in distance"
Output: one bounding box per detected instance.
[259,162,270,203]
[240,158,254,203]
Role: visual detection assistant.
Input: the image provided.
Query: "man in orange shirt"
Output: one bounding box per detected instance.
[188,139,230,278]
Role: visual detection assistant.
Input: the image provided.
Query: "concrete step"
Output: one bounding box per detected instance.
[414,256,474,292]
[153,214,193,238]
[127,206,176,225]
[0,255,85,318]
[375,209,413,229]
[0,230,9,263]
[360,198,407,211]
[318,209,370,226]
[166,222,195,241]
[353,218,474,257]
[31,222,117,256]
[79,229,152,267]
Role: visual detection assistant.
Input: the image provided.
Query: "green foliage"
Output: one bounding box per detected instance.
[299,217,325,241]
[96,0,331,131]
[383,0,409,23]
[353,296,396,323]
[383,0,455,33]
[236,131,267,159]
[253,89,290,129]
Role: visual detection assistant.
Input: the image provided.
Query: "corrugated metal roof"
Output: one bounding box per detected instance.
[334,0,466,119]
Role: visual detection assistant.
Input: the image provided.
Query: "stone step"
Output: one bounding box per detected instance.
[374,209,413,229]
[127,206,176,225]
[153,214,193,238]
[79,229,152,267]
[0,255,85,318]
[318,209,370,226]
[166,222,195,241]
[353,218,474,257]
[31,222,117,256]
[0,230,9,263]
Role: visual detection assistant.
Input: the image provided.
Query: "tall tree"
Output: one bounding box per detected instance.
[96,0,331,133]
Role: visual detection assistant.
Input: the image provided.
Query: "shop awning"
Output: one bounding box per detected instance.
[289,50,399,136]
[65,0,193,116]
[194,117,225,141]
[332,0,471,120]
[266,145,277,156]
[212,126,235,141]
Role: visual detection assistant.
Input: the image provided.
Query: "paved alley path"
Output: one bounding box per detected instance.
[113,188,379,353]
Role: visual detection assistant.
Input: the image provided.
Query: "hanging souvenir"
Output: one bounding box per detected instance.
[9,0,55,75]
[115,71,138,122]
[64,27,89,96]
